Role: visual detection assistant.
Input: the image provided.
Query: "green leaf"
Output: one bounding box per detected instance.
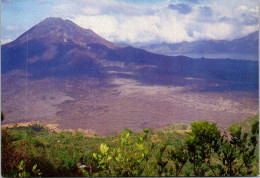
[126,132,130,139]
[93,153,97,159]
[18,160,24,171]
[107,155,112,161]
[32,164,37,172]
[115,157,120,162]
[100,143,109,155]
[143,128,149,133]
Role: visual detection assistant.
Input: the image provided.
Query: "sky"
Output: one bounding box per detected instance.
[1,0,259,45]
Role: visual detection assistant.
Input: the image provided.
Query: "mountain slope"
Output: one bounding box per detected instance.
[2,17,120,77]
[1,17,258,134]
[1,17,258,86]
[6,17,119,49]
[142,31,259,55]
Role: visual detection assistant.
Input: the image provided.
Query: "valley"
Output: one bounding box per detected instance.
[2,68,258,136]
[1,17,259,136]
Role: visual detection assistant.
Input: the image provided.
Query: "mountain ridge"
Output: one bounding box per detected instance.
[141,31,259,55]
[5,17,120,49]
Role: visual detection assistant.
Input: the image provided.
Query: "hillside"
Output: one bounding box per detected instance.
[1,17,259,135]
[2,17,258,82]
[141,31,259,57]
[1,115,259,177]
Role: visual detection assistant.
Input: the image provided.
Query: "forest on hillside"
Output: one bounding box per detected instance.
[1,115,259,177]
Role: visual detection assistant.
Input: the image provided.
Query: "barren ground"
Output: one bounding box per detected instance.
[2,70,258,135]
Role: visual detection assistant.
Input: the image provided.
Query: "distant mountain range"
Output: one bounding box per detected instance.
[141,31,259,56]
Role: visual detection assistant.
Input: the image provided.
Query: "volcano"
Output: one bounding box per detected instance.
[2,17,258,85]
[1,17,258,135]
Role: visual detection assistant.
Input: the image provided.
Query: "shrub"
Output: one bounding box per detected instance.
[1,116,258,177]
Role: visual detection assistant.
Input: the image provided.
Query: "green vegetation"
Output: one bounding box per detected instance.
[1,116,259,177]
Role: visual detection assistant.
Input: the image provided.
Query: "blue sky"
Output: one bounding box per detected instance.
[1,0,259,45]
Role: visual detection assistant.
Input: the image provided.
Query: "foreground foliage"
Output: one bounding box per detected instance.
[2,116,259,177]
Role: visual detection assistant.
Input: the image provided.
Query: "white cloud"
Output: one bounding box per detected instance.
[250,6,258,13]
[49,0,259,44]
[83,7,100,15]
[4,0,258,45]
[241,24,259,36]
[5,25,18,31]
[238,5,248,11]
[1,38,12,44]
[71,15,119,41]
[203,23,234,40]
[47,0,253,44]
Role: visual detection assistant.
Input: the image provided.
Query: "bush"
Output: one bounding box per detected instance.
[1,117,259,177]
